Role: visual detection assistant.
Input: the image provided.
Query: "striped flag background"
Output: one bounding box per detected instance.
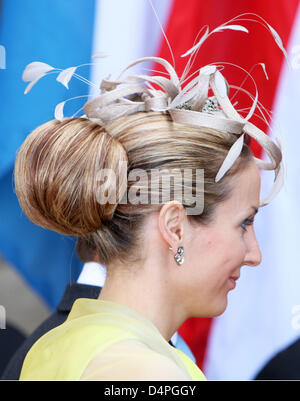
[1,0,300,380]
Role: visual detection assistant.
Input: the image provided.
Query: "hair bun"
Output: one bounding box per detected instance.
[14,118,128,236]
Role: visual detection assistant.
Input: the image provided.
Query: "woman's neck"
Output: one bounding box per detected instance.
[98,261,186,341]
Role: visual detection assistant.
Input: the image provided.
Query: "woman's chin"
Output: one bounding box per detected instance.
[191,299,228,318]
[205,299,228,318]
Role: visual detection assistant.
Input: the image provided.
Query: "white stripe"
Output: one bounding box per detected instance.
[204,6,300,380]
[77,262,107,287]
[90,0,172,95]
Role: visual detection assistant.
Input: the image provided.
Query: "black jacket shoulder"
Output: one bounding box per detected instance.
[1,282,100,380]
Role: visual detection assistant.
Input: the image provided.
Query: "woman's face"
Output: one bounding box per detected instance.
[183,160,262,317]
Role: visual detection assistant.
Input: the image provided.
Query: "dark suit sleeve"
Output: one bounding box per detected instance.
[1,282,101,380]
[1,310,68,380]
[254,339,300,380]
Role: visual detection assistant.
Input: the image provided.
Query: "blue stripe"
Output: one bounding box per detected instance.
[0,0,96,177]
[0,0,96,308]
[0,168,82,309]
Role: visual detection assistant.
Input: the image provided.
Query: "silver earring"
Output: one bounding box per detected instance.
[174,246,184,266]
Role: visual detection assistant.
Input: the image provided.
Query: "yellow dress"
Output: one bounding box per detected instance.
[20,298,206,381]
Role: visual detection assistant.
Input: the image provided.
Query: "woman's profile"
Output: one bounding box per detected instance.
[15,15,285,380]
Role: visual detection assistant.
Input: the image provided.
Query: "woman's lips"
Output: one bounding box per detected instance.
[229,276,239,289]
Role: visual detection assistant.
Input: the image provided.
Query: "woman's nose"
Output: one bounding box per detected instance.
[243,228,262,267]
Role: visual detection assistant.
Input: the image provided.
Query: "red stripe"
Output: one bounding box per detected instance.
[155,0,299,370]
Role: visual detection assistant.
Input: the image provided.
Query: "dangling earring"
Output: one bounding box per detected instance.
[169,246,184,266]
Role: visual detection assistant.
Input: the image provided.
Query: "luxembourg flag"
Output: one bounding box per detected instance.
[90,0,300,380]
[1,0,300,380]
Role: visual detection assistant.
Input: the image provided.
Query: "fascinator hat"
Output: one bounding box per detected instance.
[22,13,286,207]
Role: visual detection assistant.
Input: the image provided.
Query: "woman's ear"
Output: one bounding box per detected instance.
[158,201,186,251]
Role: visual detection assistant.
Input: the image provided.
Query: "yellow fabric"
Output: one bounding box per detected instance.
[20,298,206,381]
[80,339,192,381]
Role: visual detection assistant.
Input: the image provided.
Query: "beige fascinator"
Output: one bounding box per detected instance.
[22,13,286,207]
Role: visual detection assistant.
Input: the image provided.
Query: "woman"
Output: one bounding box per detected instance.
[16,16,284,380]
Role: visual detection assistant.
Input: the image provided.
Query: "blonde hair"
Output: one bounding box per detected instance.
[14,112,253,265]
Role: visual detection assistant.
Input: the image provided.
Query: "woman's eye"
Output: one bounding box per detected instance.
[241,217,254,231]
